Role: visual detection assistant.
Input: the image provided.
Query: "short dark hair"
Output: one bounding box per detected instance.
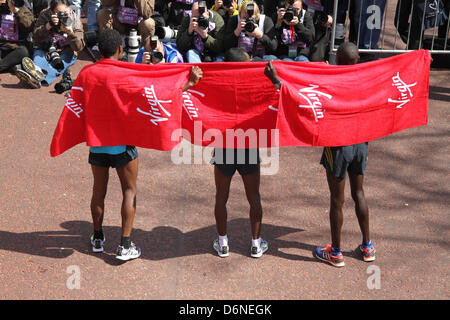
[98,29,122,58]
[50,0,70,11]
[224,48,250,62]
[336,42,359,65]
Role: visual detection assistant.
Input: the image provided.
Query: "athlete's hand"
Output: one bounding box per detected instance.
[182,66,203,92]
[264,61,281,89]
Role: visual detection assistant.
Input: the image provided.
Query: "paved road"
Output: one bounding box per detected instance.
[0,52,449,300]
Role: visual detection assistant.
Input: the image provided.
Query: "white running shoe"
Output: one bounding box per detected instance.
[115,242,141,261]
[251,239,268,258]
[213,238,229,258]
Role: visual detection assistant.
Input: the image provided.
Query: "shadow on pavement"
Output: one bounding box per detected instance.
[429,85,450,102]
[0,218,333,265]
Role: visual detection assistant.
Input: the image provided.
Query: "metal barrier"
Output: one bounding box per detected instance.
[329,0,450,55]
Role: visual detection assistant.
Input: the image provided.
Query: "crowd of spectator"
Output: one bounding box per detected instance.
[0,0,449,91]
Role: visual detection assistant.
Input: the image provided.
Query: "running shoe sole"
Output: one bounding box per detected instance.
[16,69,41,89]
[22,57,45,82]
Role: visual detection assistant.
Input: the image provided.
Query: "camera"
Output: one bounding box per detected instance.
[57,12,72,27]
[314,10,328,26]
[196,16,209,30]
[55,69,73,94]
[148,35,163,64]
[196,1,209,30]
[50,11,72,28]
[283,6,296,23]
[244,3,256,33]
[49,11,72,33]
[198,1,207,15]
[223,0,232,8]
[46,41,64,72]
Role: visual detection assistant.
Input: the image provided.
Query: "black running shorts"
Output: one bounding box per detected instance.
[89,146,138,169]
[320,142,368,179]
[211,148,260,177]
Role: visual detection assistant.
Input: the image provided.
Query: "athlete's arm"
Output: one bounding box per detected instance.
[182,66,203,92]
[264,61,281,90]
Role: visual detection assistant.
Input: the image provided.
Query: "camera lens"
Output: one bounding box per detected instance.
[151,51,163,64]
[245,20,255,33]
[284,7,295,22]
[197,16,209,30]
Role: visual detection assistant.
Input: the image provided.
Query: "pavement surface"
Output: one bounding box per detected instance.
[0,2,449,300]
[1,55,448,300]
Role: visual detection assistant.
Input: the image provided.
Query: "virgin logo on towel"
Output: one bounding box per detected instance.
[65,93,83,118]
[137,85,173,125]
[388,72,417,109]
[298,85,332,122]
[182,89,205,120]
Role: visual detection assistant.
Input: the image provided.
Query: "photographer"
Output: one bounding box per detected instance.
[97,0,155,42]
[211,0,238,25]
[135,34,184,64]
[18,0,84,87]
[274,0,314,62]
[176,0,225,62]
[303,0,334,62]
[0,0,34,73]
[223,1,277,61]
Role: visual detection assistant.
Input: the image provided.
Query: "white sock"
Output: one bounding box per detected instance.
[219,235,228,247]
[252,237,261,249]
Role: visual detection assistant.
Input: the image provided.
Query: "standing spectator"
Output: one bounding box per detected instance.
[395,0,448,50]
[274,0,314,61]
[176,0,225,62]
[223,0,277,61]
[87,0,101,31]
[0,0,34,74]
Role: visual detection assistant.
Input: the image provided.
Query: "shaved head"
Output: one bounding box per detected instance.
[336,42,359,65]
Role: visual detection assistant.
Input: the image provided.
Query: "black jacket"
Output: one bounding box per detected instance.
[275,9,315,58]
[223,14,278,55]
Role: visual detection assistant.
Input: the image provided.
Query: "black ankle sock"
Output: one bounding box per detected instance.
[121,237,131,249]
[94,229,104,240]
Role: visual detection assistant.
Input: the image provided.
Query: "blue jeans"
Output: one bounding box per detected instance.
[262,54,279,61]
[186,49,224,62]
[280,55,309,62]
[186,49,202,63]
[33,49,77,85]
[87,0,101,31]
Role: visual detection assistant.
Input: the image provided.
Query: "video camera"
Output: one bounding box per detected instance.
[244,3,257,33]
